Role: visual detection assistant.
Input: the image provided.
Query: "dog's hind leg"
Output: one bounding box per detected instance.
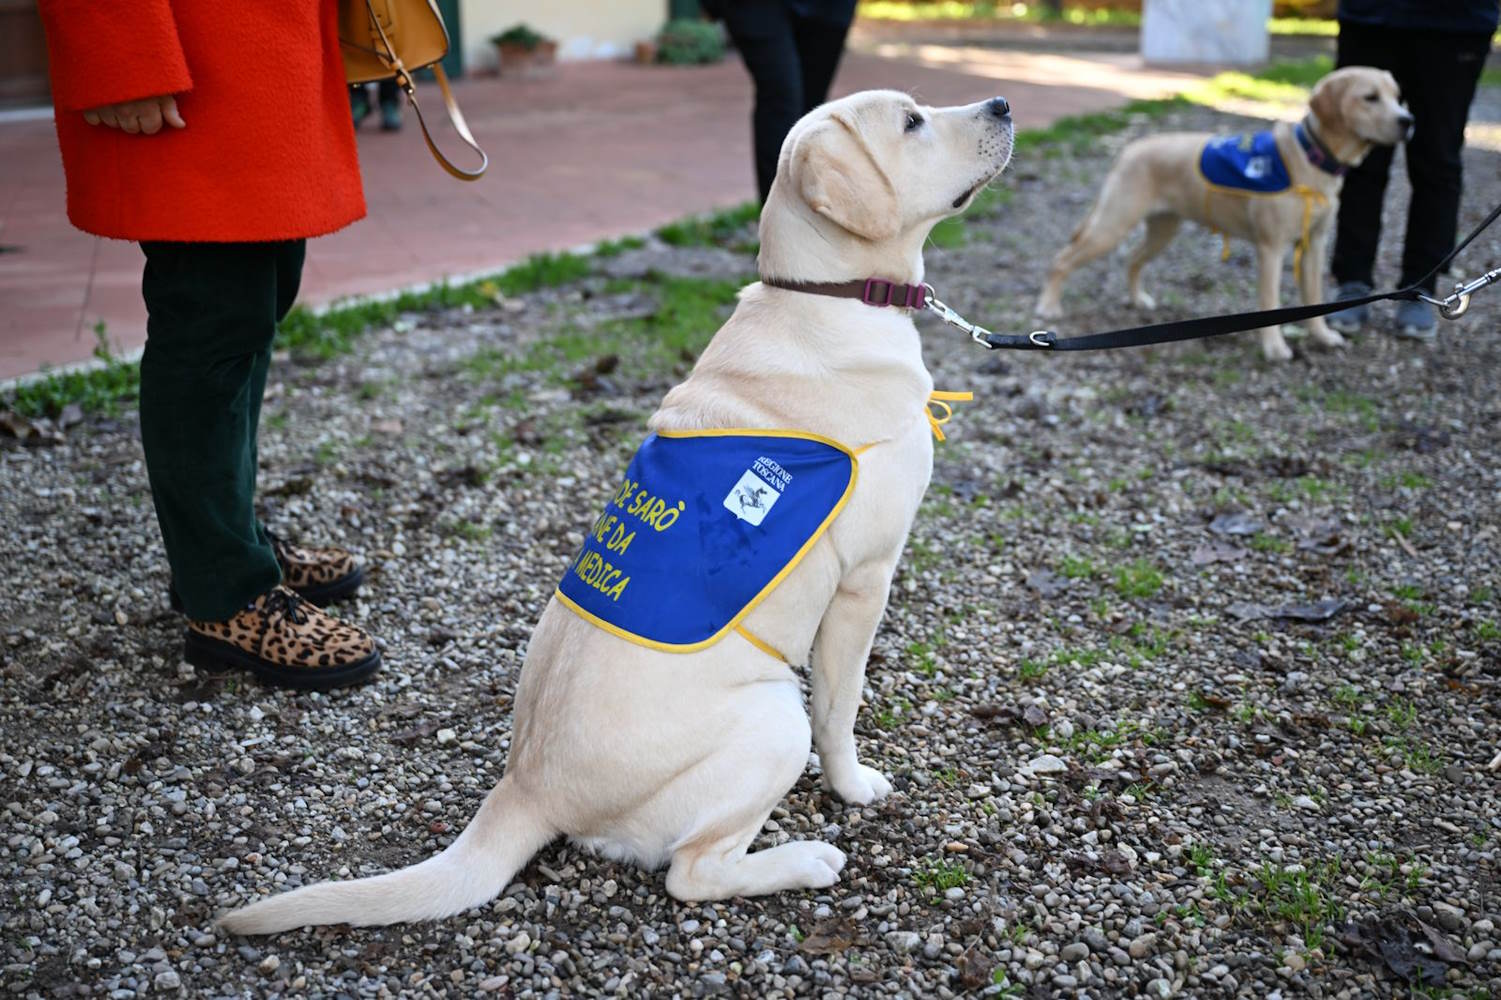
[1126,214,1181,311]
[1035,167,1151,320]
[810,560,897,806]
[660,682,846,901]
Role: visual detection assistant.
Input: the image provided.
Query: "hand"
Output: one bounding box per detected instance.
[82,95,185,135]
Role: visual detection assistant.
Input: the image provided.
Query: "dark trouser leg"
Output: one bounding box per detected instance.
[138,240,306,622]
[1330,21,1401,287]
[1396,30,1490,291]
[723,0,804,204]
[791,12,852,115]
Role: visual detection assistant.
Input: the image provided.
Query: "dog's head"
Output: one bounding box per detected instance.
[760,90,1014,282]
[1309,66,1413,151]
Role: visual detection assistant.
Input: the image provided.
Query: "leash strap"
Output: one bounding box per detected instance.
[973,194,1501,351]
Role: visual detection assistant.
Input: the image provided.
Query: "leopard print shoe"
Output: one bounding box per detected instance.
[168,529,364,612]
[184,586,381,690]
[266,530,364,605]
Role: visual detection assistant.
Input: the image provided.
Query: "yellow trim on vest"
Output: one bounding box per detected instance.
[736,624,789,663]
[926,390,973,442]
[554,427,859,654]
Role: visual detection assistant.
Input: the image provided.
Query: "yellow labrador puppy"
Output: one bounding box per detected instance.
[1034,66,1412,361]
[218,89,1014,934]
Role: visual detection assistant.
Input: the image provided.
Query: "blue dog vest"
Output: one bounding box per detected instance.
[556,430,857,653]
[1198,130,1291,194]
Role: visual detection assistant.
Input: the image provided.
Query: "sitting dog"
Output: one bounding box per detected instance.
[1034,66,1413,361]
[218,89,1015,934]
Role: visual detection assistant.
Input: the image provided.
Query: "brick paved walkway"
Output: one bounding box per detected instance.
[0,44,1207,379]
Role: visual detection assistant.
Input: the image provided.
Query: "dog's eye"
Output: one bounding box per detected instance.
[1363,92,1379,102]
[904,112,924,133]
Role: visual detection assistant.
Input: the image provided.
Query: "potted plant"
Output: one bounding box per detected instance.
[654,18,725,65]
[490,24,558,76]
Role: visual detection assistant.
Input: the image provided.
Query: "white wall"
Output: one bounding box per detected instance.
[457,0,665,72]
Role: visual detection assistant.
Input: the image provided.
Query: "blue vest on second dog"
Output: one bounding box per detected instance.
[556,430,857,652]
[1198,130,1291,194]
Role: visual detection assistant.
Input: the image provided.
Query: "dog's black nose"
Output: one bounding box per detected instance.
[987,96,1011,120]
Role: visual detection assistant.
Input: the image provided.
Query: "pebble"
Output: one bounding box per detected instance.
[885,931,921,953]
[1128,933,1158,959]
[1029,753,1068,775]
[436,728,457,745]
[1060,942,1090,963]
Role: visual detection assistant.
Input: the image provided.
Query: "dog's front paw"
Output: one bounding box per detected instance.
[1033,297,1064,322]
[1310,325,1347,349]
[824,763,894,805]
[1130,290,1156,311]
[1259,331,1294,363]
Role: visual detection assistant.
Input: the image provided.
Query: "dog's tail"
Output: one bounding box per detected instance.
[217,777,554,934]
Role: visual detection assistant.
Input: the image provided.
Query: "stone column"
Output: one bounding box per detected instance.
[1141,0,1272,65]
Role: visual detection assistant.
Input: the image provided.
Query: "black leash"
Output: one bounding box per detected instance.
[762,198,1501,352]
[954,196,1501,351]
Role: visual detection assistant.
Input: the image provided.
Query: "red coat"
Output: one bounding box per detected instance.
[39,0,365,242]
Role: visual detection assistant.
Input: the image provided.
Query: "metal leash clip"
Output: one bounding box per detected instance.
[921,285,996,347]
[923,285,1054,349]
[1416,266,1501,320]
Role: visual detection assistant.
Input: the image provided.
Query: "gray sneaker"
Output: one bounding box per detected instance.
[1328,281,1373,332]
[1394,298,1437,342]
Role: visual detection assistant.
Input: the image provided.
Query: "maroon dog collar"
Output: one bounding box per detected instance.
[760,275,931,310]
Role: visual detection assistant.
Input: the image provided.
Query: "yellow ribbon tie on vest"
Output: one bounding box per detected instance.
[926,390,973,442]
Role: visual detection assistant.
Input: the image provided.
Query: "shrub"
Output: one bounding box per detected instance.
[656,19,725,65]
[489,24,548,49]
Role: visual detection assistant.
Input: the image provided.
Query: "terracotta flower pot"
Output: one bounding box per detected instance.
[496,39,558,78]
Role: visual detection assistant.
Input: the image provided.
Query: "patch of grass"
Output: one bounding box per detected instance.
[913,856,970,896]
[1059,554,1099,580]
[277,252,592,360]
[1331,684,1363,709]
[1017,658,1048,681]
[1385,699,1418,732]
[5,325,140,419]
[857,1,1140,28]
[445,520,492,543]
[1013,96,1193,157]
[593,235,647,257]
[1188,843,1216,877]
[907,639,940,677]
[654,202,760,248]
[1475,620,1500,642]
[1251,532,1291,554]
[1245,858,1345,951]
[1113,559,1164,599]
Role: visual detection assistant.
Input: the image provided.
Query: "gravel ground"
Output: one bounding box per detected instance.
[3,97,1499,999]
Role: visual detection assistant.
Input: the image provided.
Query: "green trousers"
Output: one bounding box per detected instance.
[138,240,306,622]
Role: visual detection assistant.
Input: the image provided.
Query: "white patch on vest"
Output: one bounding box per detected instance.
[1244,155,1272,180]
[724,455,792,526]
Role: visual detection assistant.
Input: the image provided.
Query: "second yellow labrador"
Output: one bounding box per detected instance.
[216,89,1014,934]
[1034,66,1413,361]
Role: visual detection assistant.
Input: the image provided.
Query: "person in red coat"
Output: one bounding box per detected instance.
[40,0,383,689]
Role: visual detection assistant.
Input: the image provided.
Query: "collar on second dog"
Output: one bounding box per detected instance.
[760,275,931,310]
[1295,118,1349,177]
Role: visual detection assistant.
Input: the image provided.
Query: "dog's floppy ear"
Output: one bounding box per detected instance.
[1308,73,1344,131]
[791,119,901,242]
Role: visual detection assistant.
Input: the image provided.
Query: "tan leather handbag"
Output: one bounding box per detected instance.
[339,0,488,180]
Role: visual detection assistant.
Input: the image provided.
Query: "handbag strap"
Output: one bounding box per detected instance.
[363,0,488,181]
[400,64,488,181]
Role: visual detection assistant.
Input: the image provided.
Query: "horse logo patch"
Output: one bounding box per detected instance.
[724,456,791,525]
